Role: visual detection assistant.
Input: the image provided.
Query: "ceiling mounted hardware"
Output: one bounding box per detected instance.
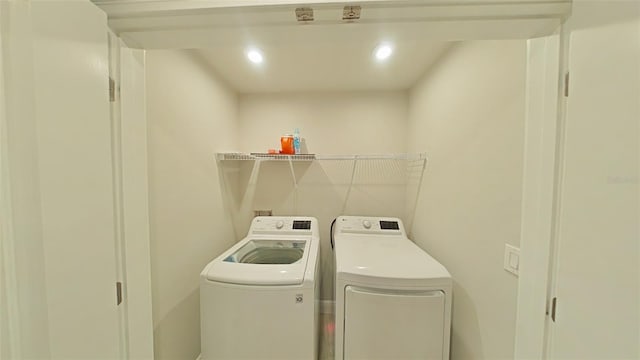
[343,5,361,21]
[295,7,314,22]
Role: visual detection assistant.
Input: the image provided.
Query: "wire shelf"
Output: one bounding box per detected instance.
[216,153,316,161]
[216,152,426,161]
[215,151,428,238]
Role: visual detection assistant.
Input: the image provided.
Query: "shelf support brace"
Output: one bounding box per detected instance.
[341,156,359,214]
[288,156,298,214]
[405,157,427,233]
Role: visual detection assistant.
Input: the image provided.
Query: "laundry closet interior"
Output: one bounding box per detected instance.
[134,0,546,354]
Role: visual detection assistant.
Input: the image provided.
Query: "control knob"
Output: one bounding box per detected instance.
[276,220,284,229]
[362,220,372,229]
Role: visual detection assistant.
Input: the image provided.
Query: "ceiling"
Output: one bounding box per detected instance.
[93,0,571,93]
[194,39,453,93]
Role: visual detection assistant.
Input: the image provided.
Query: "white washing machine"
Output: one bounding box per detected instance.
[200,216,320,360]
[333,216,452,360]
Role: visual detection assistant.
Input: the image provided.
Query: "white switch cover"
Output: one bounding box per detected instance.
[504,244,520,276]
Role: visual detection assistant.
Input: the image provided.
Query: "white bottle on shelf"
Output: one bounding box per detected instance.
[293,128,301,154]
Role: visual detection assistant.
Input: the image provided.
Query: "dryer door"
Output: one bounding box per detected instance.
[344,286,445,359]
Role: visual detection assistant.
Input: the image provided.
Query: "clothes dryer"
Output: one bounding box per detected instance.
[333,216,452,360]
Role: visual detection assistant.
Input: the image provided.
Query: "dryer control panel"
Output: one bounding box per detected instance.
[250,216,318,236]
[335,216,406,237]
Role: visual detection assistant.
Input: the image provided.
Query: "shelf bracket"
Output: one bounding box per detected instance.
[341,157,359,214]
[405,157,428,232]
[288,157,299,214]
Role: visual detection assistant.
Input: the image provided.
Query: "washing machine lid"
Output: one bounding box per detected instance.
[335,236,451,286]
[204,238,311,285]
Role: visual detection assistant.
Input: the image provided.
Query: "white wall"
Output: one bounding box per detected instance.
[548,0,640,357]
[146,50,238,359]
[32,2,123,358]
[3,1,127,358]
[0,2,51,358]
[407,40,527,359]
[237,92,410,300]
[239,92,408,153]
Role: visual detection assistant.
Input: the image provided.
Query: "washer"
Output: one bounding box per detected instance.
[333,216,452,360]
[200,216,320,360]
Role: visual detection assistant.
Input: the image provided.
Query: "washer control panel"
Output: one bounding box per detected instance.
[335,216,406,236]
[250,216,317,236]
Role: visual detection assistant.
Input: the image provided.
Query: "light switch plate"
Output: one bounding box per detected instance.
[504,244,520,276]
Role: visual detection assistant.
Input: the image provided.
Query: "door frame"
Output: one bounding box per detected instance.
[514,26,567,359]
[108,28,155,360]
[0,2,21,358]
[116,39,155,360]
[104,4,568,359]
[1,2,155,358]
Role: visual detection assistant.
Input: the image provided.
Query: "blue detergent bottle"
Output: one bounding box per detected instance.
[293,128,301,154]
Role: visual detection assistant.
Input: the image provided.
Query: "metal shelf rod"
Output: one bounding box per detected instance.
[216,152,427,161]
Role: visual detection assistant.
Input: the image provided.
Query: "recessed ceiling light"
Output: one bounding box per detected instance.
[246,49,264,64]
[374,44,393,61]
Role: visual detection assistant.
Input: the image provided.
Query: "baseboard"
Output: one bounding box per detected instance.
[320,300,335,314]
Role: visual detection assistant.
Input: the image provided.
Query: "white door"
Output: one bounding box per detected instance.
[344,287,445,360]
[30,1,122,358]
[548,1,640,358]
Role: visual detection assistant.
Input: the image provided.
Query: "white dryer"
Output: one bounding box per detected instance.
[333,216,452,360]
[200,216,320,360]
